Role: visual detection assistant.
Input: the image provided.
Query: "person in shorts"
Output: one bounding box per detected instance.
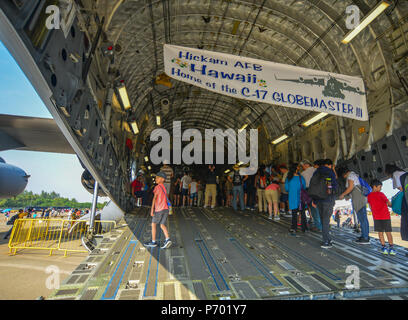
[265,177,281,220]
[279,165,289,215]
[144,171,172,249]
[173,176,182,207]
[225,177,233,207]
[181,172,191,207]
[189,178,198,206]
[367,179,395,255]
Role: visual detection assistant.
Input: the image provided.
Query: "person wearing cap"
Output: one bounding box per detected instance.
[144,171,172,249]
[300,160,321,232]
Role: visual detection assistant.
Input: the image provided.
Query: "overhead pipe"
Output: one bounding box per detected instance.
[337,117,349,160]
[82,16,105,82]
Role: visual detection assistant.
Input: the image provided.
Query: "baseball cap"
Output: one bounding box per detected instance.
[300,160,312,166]
[156,171,167,179]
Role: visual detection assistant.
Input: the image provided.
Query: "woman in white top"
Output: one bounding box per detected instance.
[385,164,408,242]
[338,167,369,244]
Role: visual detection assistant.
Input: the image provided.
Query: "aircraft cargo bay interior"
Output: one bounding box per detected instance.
[0,0,408,300]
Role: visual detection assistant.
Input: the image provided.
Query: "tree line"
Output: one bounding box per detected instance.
[0,191,107,209]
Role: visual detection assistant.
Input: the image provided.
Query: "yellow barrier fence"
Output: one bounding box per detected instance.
[8,219,116,257]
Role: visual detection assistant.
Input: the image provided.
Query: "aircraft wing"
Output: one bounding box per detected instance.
[0,114,75,154]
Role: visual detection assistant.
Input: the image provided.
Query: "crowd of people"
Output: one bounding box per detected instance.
[136,160,408,253]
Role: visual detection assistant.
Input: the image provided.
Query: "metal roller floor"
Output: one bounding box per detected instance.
[49,207,408,300]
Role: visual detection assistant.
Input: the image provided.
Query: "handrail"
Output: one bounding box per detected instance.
[8,219,116,257]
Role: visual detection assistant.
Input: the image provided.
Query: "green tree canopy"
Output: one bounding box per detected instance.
[0,191,107,210]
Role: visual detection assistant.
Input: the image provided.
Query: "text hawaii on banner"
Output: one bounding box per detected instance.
[163,44,368,121]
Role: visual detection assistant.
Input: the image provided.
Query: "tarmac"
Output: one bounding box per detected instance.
[0,214,86,300]
[1,208,408,300]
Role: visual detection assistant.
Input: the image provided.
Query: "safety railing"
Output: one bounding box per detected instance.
[8,218,116,257]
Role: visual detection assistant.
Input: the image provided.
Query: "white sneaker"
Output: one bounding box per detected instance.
[274,216,280,221]
[161,239,172,249]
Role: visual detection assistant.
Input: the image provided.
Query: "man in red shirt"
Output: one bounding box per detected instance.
[131,175,144,207]
[144,172,172,249]
[367,179,395,255]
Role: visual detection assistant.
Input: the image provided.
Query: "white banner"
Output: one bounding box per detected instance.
[164,44,368,121]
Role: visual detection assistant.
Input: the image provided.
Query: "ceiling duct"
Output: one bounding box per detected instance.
[238,106,252,123]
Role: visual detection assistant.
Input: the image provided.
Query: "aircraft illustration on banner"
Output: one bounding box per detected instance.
[274,74,366,100]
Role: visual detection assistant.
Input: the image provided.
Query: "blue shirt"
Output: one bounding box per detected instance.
[285,175,306,210]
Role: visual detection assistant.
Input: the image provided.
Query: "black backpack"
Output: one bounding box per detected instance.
[308,170,331,200]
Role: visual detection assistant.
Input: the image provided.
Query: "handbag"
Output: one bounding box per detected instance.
[392,191,403,215]
[159,185,173,215]
[299,176,312,205]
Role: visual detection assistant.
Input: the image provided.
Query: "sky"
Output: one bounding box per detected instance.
[0,40,399,205]
[0,41,108,203]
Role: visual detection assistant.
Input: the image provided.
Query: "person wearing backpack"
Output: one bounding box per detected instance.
[309,159,337,248]
[278,165,290,216]
[338,166,370,245]
[300,159,321,232]
[228,165,248,212]
[285,164,307,234]
[255,166,268,214]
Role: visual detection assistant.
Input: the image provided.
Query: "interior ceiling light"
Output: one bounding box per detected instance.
[224,169,231,174]
[111,93,122,112]
[239,124,248,132]
[148,166,152,170]
[144,156,149,162]
[272,134,289,145]
[156,115,161,126]
[129,121,139,135]
[118,84,131,110]
[342,1,391,44]
[302,113,328,127]
[123,121,131,133]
